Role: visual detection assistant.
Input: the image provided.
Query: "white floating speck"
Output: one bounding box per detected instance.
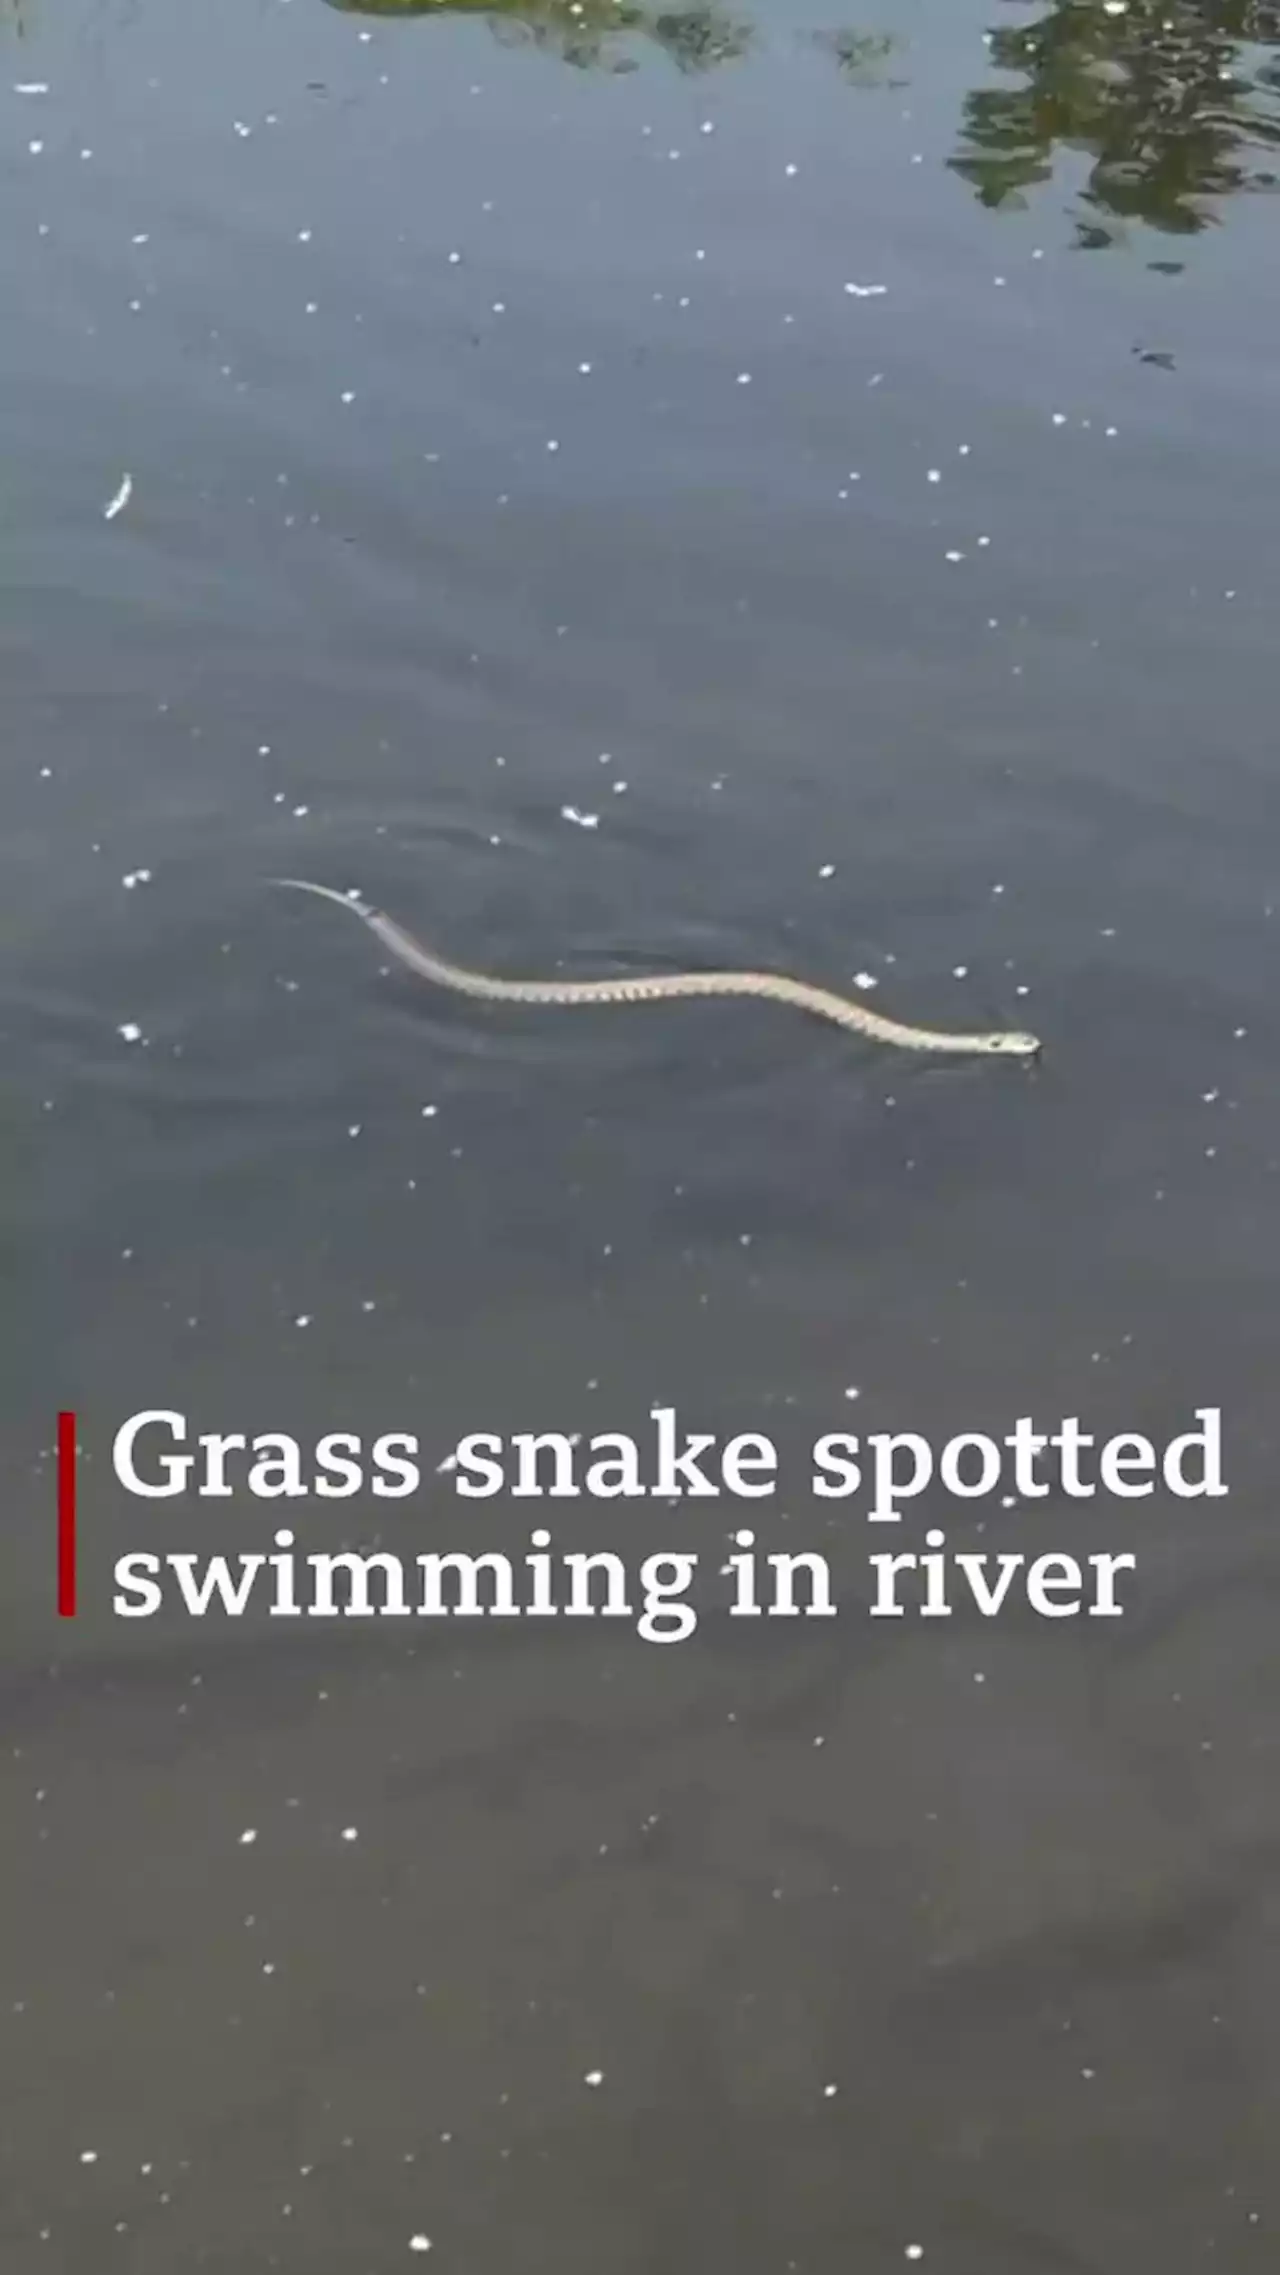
[341,1827,359,1842]
[560,806,599,829]
[823,2082,839,2097]
[852,972,878,991]
[409,2239,433,2255]
[103,473,133,521]
[80,2151,99,2165]
[117,1021,143,1044]
[294,1314,312,1329]
[905,2250,924,2263]
[844,282,887,297]
[239,1828,258,1845]
[818,863,835,879]
[952,965,969,979]
[15,82,50,95]
[583,2069,605,2088]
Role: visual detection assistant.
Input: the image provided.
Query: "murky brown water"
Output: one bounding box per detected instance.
[3,1,1280,2267]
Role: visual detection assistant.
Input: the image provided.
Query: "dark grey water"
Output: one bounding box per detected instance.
[4,0,1280,2265]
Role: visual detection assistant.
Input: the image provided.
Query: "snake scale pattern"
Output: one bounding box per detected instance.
[272,877,1041,1059]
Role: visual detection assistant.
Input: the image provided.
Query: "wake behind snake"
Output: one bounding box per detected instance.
[271,878,1041,1059]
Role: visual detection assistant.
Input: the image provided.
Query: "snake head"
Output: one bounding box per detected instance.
[988,1031,1041,1059]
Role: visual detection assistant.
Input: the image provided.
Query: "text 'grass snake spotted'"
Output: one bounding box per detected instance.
[272,878,1041,1059]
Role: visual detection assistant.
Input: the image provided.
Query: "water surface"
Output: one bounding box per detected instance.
[3,0,1280,2267]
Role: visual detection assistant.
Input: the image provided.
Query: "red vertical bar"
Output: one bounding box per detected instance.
[57,1411,78,1618]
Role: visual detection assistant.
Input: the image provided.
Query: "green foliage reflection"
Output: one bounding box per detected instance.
[324,0,753,74]
[949,0,1280,244]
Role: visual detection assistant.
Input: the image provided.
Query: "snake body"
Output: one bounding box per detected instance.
[272,878,1040,1058]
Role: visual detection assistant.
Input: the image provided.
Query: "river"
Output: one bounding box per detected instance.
[3,0,1279,2267]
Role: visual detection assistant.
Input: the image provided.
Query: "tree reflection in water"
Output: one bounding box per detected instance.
[325,0,754,74]
[325,0,1280,244]
[949,1,1280,246]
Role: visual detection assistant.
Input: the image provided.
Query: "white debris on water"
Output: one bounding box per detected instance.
[561,806,599,829]
[583,2069,605,2088]
[121,868,152,889]
[103,473,133,520]
[117,1022,143,1043]
[409,2238,433,2255]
